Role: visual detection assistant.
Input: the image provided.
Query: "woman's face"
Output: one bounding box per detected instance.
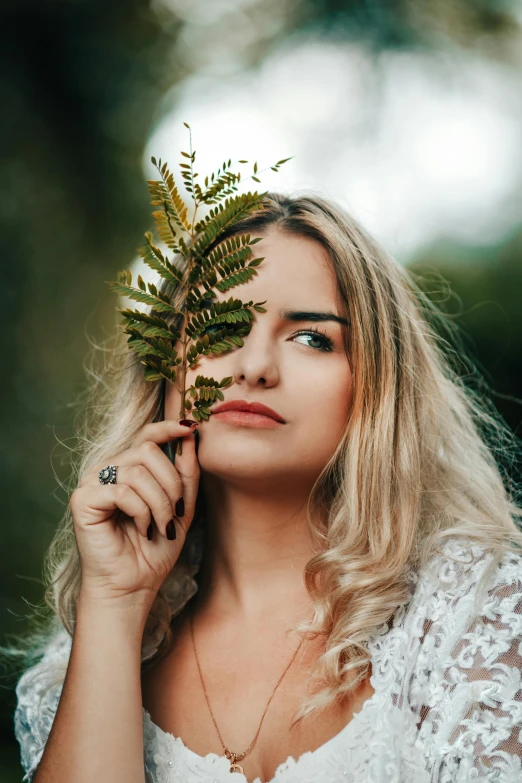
[165,230,353,491]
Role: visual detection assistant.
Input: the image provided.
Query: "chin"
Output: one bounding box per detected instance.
[200,438,285,466]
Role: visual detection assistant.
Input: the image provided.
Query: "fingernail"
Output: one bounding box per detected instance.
[175,497,185,517]
[166,519,176,540]
[179,419,198,427]
[147,523,153,540]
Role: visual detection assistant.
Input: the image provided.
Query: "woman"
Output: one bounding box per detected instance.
[13,192,522,782]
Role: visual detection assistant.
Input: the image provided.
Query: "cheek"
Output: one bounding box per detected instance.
[291,360,353,454]
[297,358,353,418]
[334,361,354,420]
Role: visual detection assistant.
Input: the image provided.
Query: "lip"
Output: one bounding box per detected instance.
[212,399,286,423]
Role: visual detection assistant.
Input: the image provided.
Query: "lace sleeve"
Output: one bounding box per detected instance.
[416,546,522,782]
[13,623,72,782]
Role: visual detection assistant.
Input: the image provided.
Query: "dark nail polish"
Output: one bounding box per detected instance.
[166,519,176,540]
[175,497,185,517]
[179,419,197,427]
[147,523,153,540]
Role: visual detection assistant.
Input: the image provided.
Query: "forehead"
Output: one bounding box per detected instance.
[210,230,339,309]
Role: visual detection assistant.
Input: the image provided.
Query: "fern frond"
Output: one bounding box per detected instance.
[188,374,233,421]
[108,282,183,316]
[119,309,181,340]
[141,360,177,384]
[126,329,180,363]
[189,233,263,291]
[191,191,270,260]
[127,338,178,383]
[185,296,258,339]
[120,308,182,339]
[106,124,292,449]
[178,149,199,200]
[198,159,242,205]
[138,232,185,288]
[149,157,190,232]
[196,234,261,282]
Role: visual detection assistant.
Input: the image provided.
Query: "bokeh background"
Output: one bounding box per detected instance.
[1,1,522,778]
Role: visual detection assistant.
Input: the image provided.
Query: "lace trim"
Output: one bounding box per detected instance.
[14,536,522,783]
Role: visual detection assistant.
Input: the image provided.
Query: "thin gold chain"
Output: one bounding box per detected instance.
[189,608,307,768]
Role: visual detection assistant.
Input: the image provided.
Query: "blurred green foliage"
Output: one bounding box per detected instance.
[410,230,522,495]
[297,0,521,52]
[0,1,183,777]
[1,1,521,780]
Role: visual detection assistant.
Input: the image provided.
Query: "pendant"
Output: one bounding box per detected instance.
[225,749,244,774]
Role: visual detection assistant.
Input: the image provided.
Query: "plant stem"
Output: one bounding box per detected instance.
[176,322,188,456]
[176,168,198,457]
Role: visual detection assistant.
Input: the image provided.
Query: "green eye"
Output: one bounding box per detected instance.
[293,328,334,352]
[201,325,334,353]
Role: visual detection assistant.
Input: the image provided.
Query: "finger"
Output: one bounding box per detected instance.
[82,439,199,530]
[133,418,198,448]
[171,430,200,534]
[71,483,152,538]
[114,463,179,538]
[86,418,197,486]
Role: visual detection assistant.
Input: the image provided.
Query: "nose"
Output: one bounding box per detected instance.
[230,322,279,388]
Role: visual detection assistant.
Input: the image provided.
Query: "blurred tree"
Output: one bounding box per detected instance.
[410,227,522,495]
[297,0,521,56]
[1,2,180,573]
[0,1,183,775]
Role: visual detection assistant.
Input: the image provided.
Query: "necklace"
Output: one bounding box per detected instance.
[189,609,307,774]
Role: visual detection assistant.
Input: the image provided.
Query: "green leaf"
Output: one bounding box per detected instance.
[143,368,166,382]
[108,282,183,315]
[138,232,184,288]
[191,191,270,259]
[108,126,294,426]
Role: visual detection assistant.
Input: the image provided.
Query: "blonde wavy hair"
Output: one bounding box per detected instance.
[5,191,522,725]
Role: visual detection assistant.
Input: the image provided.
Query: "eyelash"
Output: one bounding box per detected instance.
[202,325,334,352]
[293,327,334,353]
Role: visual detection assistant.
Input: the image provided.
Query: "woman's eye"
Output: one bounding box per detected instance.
[292,329,334,353]
[201,325,334,353]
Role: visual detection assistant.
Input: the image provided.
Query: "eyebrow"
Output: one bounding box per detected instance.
[277,308,350,327]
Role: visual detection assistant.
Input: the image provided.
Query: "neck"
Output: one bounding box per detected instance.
[193,472,318,627]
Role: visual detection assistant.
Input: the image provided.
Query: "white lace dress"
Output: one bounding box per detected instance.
[14,537,522,782]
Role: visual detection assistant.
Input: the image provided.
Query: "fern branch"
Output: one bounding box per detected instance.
[190,191,270,261]
[138,232,185,288]
[149,157,191,232]
[106,122,292,453]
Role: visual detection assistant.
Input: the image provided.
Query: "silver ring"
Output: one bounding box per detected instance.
[99,465,118,485]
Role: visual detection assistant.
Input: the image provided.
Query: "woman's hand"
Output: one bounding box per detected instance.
[69,419,199,611]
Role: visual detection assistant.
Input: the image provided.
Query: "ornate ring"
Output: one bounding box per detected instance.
[98,465,118,485]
